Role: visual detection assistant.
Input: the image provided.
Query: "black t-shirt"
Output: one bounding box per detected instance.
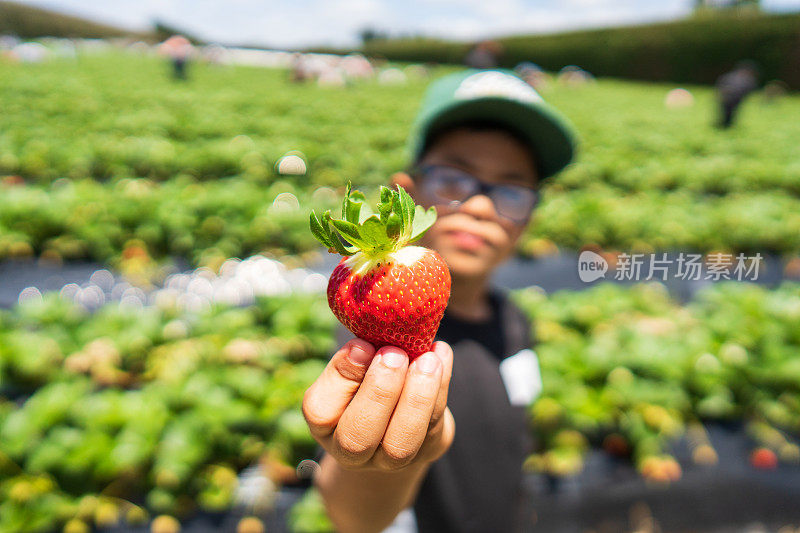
[411,290,535,533]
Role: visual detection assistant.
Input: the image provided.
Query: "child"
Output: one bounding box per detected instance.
[302,69,576,532]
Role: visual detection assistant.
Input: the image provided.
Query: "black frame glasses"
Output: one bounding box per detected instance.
[411,164,539,225]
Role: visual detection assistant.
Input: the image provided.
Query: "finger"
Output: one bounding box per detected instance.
[418,406,456,463]
[332,346,409,466]
[303,338,375,439]
[428,341,454,431]
[373,351,442,470]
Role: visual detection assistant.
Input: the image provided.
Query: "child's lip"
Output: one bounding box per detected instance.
[446,230,489,250]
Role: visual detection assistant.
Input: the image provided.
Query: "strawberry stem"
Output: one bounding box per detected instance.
[309,182,438,258]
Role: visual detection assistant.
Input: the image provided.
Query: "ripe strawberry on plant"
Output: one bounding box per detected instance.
[310,183,451,360]
[750,447,778,470]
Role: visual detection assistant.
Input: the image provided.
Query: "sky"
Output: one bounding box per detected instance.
[20,0,800,49]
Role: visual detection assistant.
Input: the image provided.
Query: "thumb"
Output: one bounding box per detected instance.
[303,338,375,439]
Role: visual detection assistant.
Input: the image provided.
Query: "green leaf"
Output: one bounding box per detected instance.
[312,182,437,256]
[377,186,392,222]
[344,186,366,225]
[322,211,356,255]
[358,200,375,223]
[409,206,438,242]
[390,194,403,236]
[397,185,415,235]
[380,186,392,204]
[341,182,352,220]
[309,211,334,248]
[347,191,373,224]
[359,216,391,248]
[350,190,367,203]
[386,213,402,239]
[331,219,369,249]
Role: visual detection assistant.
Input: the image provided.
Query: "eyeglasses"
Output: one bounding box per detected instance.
[412,164,539,225]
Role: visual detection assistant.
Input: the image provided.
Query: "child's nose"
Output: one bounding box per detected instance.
[458,193,499,222]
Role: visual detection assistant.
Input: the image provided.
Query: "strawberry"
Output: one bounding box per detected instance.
[310,183,451,359]
[750,447,778,470]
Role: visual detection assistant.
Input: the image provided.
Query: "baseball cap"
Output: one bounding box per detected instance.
[408,69,577,179]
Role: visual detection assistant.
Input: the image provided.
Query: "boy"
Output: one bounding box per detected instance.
[302,69,576,532]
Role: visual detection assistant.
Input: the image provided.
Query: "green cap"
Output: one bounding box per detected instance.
[409,69,577,179]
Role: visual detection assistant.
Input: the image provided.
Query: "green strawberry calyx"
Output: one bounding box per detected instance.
[309,182,437,258]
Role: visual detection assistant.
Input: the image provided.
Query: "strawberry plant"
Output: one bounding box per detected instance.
[2,53,800,266]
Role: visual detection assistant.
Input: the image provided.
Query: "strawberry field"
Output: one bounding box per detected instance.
[2,49,800,532]
[3,52,800,269]
[3,280,800,532]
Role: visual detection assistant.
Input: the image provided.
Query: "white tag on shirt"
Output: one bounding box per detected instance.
[499,349,542,406]
[382,508,418,533]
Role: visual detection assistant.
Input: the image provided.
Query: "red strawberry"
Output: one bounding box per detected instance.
[750,447,778,470]
[310,183,451,359]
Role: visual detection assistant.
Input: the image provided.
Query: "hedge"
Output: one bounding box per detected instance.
[362,12,800,89]
[0,0,147,40]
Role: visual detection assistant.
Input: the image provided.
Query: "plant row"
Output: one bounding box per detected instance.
[3,56,800,264]
[514,282,800,481]
[0,293,337,533]
[3,177,800,272]
[2,282,799,530]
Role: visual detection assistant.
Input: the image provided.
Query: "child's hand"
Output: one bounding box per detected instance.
[303,338,455,472]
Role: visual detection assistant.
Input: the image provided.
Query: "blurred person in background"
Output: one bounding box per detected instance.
[303,69,576,533]
[159,35,193,80]
[464,40,503,69]
[715,60,759,128]
[291,53,311,83]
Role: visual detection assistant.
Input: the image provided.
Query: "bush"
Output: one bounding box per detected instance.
[0,1,142,40]
[363,12,800,89]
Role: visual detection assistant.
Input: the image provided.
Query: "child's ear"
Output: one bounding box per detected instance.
[390,172,418,199]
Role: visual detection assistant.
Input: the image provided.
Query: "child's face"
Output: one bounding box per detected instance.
[394,128,539,280]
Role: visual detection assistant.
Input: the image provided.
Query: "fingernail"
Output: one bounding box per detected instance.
[381,348,407,369]
[415,353,439,374]
[348,343,373,366]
